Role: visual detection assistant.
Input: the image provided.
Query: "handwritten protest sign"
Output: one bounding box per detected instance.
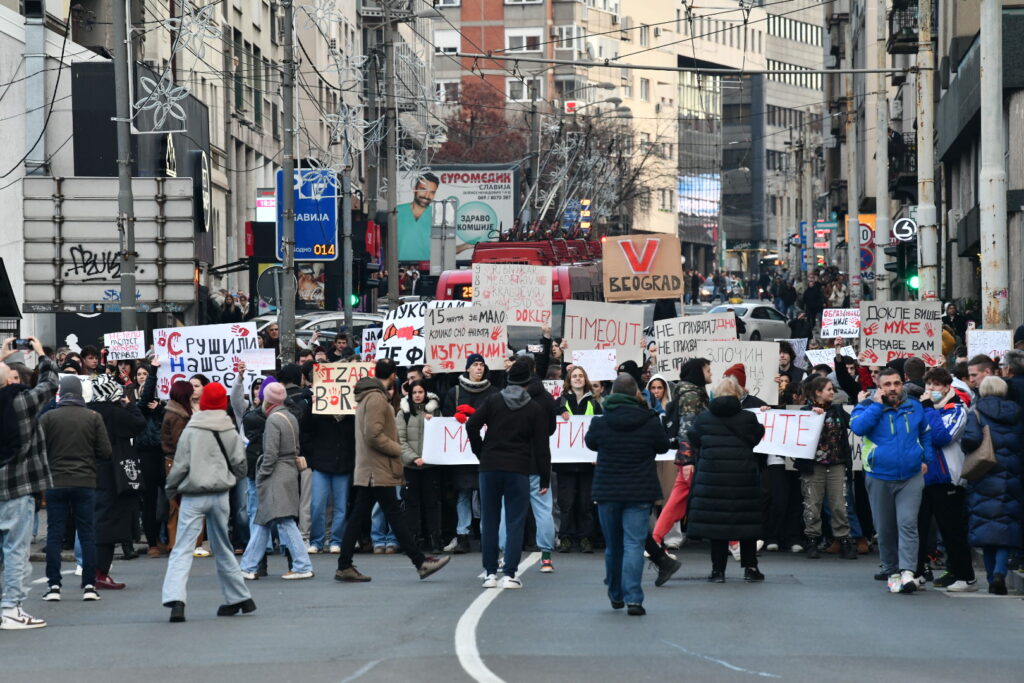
[571,349,617,381]
[103,330,146,361]
[782,338,809,369]
[804,346,856,369]
[377,300,468,367]
[239,349,277,371]
[153,322,262,399]
[425,305,508,372]
[821,308,861,338]
[542,380,564,400]
[311,362,375,415]
[749,409,825,460]
[652,314,738,375]
[563,300,644,366]
[361,327,381,361]
[472,264,552,325]
[699,341,780,405]
[967,329,1013,361]
[602,234,684,301]
[859,302,942,366]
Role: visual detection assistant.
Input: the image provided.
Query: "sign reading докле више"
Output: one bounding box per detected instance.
[858,301,942,366]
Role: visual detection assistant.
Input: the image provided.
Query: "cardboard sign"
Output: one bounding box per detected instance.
[652,314,738,375]
[603,234,685,301]
[858,302,942,366]
[471,264,552,326]
[311,362,375,415]
[153,322,262,399]
[782,338,809,369]
[542,380,564,400]
[377,300,468,367]
[967,329,1013,361]
[425,305,508,372]
[562,300,644,366]
[804,346,856,370]
[420,415,674,465]
[103,330,146,362]
[750,409,825,460]
[571,349,617,382]
[820,308,861,338]
[361,327,381,361]
[699,341,780,405]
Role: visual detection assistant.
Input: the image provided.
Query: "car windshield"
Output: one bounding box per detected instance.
[709,305,748,316]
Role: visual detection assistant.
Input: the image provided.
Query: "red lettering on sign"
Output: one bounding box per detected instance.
[795,414,811,447]
[618,239,661,273]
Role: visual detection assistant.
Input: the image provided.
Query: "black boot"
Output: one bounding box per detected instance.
[654,555,682,587]
[257,554,268,578]
[121,543,139,560]
[839,537,858,560]
[806,539,821,559]
[430,533,444,554]
[454,535,470,555]
[166,601,185,623]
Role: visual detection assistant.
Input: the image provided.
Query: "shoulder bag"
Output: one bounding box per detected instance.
[961,416,997,481]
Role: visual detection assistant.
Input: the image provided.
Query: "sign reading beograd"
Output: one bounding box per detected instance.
[602,235,685,301]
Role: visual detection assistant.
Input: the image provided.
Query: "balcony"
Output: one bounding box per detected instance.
[888,131,917,200]
[887,6,919,54]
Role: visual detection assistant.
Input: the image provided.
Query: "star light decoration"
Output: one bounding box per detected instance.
[134,72,190,128]
[162,2,222,60]
[302,0,338,32]
[293,158,341,201]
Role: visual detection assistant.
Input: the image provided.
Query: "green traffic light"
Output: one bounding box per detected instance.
[350,293,360,306]
[907,275,920,289]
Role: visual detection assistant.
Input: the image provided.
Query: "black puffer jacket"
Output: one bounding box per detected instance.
[587,393,668,503]
[307,414,356,475]
[242,407,267,479]
[686,396,766,540]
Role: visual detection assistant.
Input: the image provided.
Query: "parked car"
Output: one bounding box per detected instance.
[708,303,790,342]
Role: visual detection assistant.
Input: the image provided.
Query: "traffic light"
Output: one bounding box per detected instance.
[884,243,907,299]
[904,241,919,296]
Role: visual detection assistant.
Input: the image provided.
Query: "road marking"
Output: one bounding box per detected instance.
[31,570,73,585]
[455,551,541,683]
[338,659,380,683]
[662,640,782,679]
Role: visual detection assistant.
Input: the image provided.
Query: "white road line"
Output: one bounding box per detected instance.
[31,569,74,585]
[455,551,541,683]
[662,640,782,679]
[338,659,381,683]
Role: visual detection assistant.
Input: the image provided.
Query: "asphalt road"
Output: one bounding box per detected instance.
[4,544,1023,683]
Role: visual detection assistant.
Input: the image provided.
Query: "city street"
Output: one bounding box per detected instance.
[4,546,1023,682]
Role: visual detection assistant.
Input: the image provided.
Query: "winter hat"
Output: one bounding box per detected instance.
[506,359,531,386]
[257,375,277,401]
[617,360,642,386]
[262,381,287,405]
[1014,324,1024,346]
[58,375,83,399]
[723,363,746,389]
[199,381,228,411]
[465,353,486,371]
[91,374,123,403]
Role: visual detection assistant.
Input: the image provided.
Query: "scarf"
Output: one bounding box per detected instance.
[458,375,491,393]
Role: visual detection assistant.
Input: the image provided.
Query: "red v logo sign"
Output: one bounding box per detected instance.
[618,239,660,273]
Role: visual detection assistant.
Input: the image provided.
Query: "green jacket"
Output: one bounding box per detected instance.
[40,404,111,488]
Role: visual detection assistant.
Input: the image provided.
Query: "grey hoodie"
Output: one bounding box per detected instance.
[501,385,532,410]
[166,409,247,497]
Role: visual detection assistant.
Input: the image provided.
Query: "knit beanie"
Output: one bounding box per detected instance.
[199,381,228,411]
[466,353,486,371]
[723,363,746,389]
[263,381,287,405]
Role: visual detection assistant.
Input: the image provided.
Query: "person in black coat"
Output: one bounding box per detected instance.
[555,366,603,554]
[307,411,356,553]
[586,374,670,615]
[134,362,168,556]
[686,379,767,583]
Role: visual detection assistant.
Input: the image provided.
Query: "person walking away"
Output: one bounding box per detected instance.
[851,367,931,594]
[0,337,56,629]
[398,380,443,552]
[334,360,450,583]
[960,376,1023,595]
[586,374,671,615]
[687,378,767,582]
[466,359,551,589]
[161,381,193,550]
[39,375,111,602]
[238,382,314,580]
[162,381,253,622]
[556,366,602,555]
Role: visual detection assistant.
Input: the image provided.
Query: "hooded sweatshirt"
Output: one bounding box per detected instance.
[165,409,247,497]
[465,384,552,489]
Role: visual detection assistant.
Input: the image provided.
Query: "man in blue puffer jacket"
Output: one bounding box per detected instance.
[851,366,931,594]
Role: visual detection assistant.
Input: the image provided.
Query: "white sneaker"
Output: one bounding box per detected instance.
[281,570,314,580]
[887,573,903,593]
[240,571,258,580]
[193,547,210,558]
[790,544,804,553]
[756,540,765,552]
[82,585,101,601]
[482,574,498,588]
[913,574,927,591]
[765,543,779,552]
[946,580,979,592]
[74,565,82,577]
[0,605,47,630]
[729,542,741,561]
[307,546,320,554]
[42,585,61,601]
[898,570,917,594]
[329,545,341,554]
[501,576,522,589]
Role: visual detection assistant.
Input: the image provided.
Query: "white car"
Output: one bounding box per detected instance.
[709,304,791,342]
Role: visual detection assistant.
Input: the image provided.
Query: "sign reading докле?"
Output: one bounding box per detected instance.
[471,264,552,326]
[858,301,942,366]
[602,235,685,301]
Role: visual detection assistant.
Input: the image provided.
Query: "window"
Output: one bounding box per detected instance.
[252,46,262,126]
[658,188,673,211]
[555,25,586,51]
[435,80,461,102]
[506,28,543,52]
[435,0,460,5]
[621,76,632,98]
[639,24,649,46]
[639,78,650,101]
[434,29,459,55]
[505,0,542,4]
[507,77,542,101]
[233,30,243,110]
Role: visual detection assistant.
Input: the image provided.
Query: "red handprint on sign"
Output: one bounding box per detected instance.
[860,348,879,364]
[230,324,250,337]
[490,326,502,340]
[921,353,939,366]
[863,323,879,336]
[231,356,243,373]
[440,361,455,371]
[925,326,935,338]
[159,377,170,395]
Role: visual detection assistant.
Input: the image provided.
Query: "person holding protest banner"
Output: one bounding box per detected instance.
[555,366,602,556]
[398,380,443,553]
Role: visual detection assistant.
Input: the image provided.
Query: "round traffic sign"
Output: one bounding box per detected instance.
[892,217,917,242]
[860,247,874,271]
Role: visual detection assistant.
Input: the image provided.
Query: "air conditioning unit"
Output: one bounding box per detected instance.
[654,27,662,37]
[611,14,619,25]
[655,103,662,113]
[621,16,633,39]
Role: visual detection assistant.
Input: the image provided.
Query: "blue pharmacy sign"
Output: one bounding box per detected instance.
[276,169,339,261]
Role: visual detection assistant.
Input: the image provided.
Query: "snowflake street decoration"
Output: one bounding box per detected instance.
[302,0,337,31]
[163,3,222,60]
[135,72,189,128]
[293,159,340,201]
[376,176,389,202]
[396,149,429,177]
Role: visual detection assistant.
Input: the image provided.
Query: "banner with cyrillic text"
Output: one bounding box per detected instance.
[652,314,738,375]
[472,263,552,325]
[749,409,825,460]
[424,305,508,372]
[153,322,262,398]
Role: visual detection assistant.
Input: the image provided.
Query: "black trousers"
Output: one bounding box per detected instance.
[710,539,757,573]
[556,468,594,540]
[97,543,115,574]
[404,467,443,541]
[337,486,425,571]
[916,483,975,581]
[762,465,803,546]
[139,451,165,547]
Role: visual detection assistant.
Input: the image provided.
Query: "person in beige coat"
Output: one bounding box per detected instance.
[333,359,450,583]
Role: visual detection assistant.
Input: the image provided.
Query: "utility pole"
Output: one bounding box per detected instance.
[384,8,399,303]
[916,0,938,300]
[874,0,891,301]
[279,0,297,362]
[342,133,354,330]
[528,82,540,223]
[979,0,1009,327]
[846,14,861,305]
[112,0,137,331]
[802,135,813,279]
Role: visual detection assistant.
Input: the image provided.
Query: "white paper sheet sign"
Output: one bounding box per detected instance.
[805,346,856,370]
[542,380,564,400]
[152,322,262,398]
[361,327,381,361]
[749,409,825,460]
[820,308,861,338]
[782,339,809,369]
[562,300,644,366]
[472,263,552,326]
[572,349,617,381]
[103,330,146,361]
[967,329,1013,361]
[239,348,277,371]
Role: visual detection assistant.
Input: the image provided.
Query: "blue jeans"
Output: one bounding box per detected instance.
[310,471,351,550]
[982,546,1010,583]
[240,516,312,574]
[247,478,273,553]
[456,488,473,535]
[161,492,251,606]
[233,477,250,548]
[499,474,555,552]
[45,487,96,588]
[371,485,400,548]
[480,471,530,577]
[0,495,35,608]
[598,502,651,606]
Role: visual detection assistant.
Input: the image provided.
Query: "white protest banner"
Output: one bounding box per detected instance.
[698,341,780,405]
[239,348,277,371]
[571,349,617,381]
[967,329,1013,361]
[421,416,674,465]
[542,380,564,400]
[153,322,261,399]
[311,362,375,415]
[859,301,942,366]
[377,300,468,367]
[361,327,381,361]
[562,300,644,366]
[424,305,507,372]
[782,338,809,369]
[749,409,825,460]
[805,346,856,370]
[652,314,738,375]
[103,330,146,362]
[821,308,861,338]
[472,263,552,326]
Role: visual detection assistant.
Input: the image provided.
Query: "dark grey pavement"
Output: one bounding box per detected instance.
[3,545,1023,682]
